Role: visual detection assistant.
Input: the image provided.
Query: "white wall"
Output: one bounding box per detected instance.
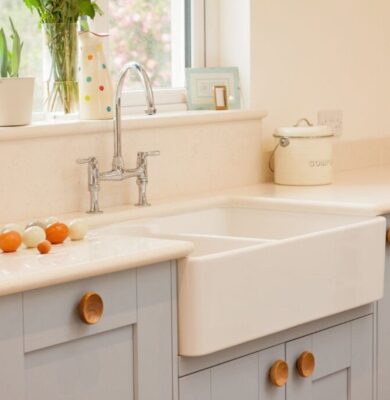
[217,0,390,147]
[252,0,390,147]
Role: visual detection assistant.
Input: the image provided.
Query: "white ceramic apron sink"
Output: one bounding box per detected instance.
[99,205,386,357]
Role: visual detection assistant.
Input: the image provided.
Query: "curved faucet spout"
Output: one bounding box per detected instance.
[113,62,157,170]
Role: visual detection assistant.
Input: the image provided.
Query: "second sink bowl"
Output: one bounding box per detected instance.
[100,205,386,357]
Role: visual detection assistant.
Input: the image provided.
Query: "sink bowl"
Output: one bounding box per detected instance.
[99,205,386,356]
[150,206,372,239]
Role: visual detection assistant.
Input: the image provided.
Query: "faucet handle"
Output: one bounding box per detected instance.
[138,151,160,158]
[137,151,160,166]
[135,151,160,208]
[77,157,98,166]
[76,157,101,214]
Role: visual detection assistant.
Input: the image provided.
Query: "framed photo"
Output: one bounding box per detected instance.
[185,67,241,110]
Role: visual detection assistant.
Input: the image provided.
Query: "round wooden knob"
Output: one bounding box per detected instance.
[269,360,289,387]
[386,229,390,244]
[296,351,315,378]
[79,292,104,324]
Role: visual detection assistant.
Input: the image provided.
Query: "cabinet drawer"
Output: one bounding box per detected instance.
[23,269,137,352]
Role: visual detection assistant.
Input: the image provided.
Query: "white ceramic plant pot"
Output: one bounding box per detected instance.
[0,77,35,126]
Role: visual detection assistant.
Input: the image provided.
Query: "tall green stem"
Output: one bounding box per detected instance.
[43,22,78,114]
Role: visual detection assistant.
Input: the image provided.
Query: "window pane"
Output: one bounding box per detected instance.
[109,0,182,89]
[0,1,43,112]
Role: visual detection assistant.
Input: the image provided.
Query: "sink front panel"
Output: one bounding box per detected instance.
[177,217,386,356]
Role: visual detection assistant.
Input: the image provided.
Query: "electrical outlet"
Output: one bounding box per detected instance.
[317,110,343,136]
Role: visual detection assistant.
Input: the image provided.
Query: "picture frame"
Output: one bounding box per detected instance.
[185,67,241,111]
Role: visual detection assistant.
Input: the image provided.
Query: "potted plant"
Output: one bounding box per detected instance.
[23,0,102,116]
[0,18,34,127]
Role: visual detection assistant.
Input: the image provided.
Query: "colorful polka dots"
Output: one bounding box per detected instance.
[79,39,114,118]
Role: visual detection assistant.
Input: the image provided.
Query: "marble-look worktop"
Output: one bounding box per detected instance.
[64,164,390,227]
[1,164,390,297]
[0,232,193,297]
[228,165,390,216]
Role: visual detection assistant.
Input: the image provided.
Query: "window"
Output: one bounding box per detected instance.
[108,0,184,88]
[94,0,191,109]
[0,1,43,111]
[0,0,204,114]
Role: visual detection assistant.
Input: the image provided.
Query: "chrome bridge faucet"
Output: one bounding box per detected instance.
[77,62,159,213]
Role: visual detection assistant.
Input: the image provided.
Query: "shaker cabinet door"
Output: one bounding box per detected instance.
[377,224,390,400]
[259,344,286,400]
[211,353,259,400]
[286,316,373,400]
[179,353,259,400]
[25,326,134,400]
[22,262,174,400]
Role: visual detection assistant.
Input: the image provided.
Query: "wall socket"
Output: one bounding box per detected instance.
[317,110,343,136]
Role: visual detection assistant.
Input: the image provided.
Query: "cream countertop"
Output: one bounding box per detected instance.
[58,164,390,228]
[227,165,390,217]
[1,163,390,298]
[0,233,193,297]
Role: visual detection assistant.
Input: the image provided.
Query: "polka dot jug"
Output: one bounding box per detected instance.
[79,32,114,120]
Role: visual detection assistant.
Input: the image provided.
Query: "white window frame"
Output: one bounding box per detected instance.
[93,0,207,113]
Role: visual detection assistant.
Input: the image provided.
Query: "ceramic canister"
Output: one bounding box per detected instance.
[79,31,113,120]
[272,119,334,186]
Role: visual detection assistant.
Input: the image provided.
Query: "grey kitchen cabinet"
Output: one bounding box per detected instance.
[179,353,259,400]
[0,259,377,400]
[377,214,390,400]
[0,261,175,400]
[179,345,286,400]
[286,316,373,400]
[179,316,374,400]
[259,344,286,400]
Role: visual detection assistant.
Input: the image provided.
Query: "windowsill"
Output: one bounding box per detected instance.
[0,109,267,142]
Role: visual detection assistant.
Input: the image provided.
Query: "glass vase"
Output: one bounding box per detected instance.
[43,23,79,117]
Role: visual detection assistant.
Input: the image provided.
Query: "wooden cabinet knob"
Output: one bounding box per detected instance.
[79,292,104,324]
[296,351,315,378]
[386,229,390,244]
[269,360,289,387]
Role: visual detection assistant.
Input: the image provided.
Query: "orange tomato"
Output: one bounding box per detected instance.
[37,240,52,254]
[45,222,69,245]
[0,231,22,253]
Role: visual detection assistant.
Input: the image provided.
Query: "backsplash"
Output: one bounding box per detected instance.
[2,111,389,225]
[0,117,264,224]
[333,137,390,172]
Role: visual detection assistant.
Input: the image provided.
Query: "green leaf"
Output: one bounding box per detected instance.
[79,0,96,19]
[93,2,104,17]
[8,18,22,77]
[80,17,90,32]
[0,28,8,78]
[23,0,44,14]
[23,0,104,25]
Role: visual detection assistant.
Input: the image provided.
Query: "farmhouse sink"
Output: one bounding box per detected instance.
[99,206,386,356]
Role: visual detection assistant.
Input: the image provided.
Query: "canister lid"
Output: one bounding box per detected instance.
[274,118,333,139]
